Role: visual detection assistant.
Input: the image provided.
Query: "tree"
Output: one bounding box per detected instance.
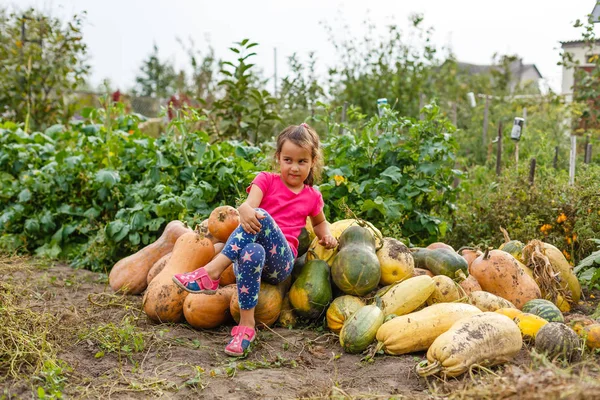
[133,44,176,98]
[0,7,89,131]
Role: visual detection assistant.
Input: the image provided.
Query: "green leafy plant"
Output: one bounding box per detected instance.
[209,39,281,143]
[574,239,600,287]
[316,100,460,245]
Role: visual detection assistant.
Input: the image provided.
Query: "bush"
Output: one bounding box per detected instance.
[446,163,600,265]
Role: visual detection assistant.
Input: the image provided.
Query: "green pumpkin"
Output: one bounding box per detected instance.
[297,227,310,257]
[331,225,381,296]
[535,322,581,361]
[499,240,525,262]
[291,252,307,281]
[326,295,365,334]
[338,225,376,252]
[522,299,564,323]
[339,301,384,354]
[288,259,332,319]
[410,248,468,278]
[332,247,381,296]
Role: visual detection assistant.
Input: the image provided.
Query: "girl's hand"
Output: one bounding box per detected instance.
[238,203,265,234]
[318,234,338,249]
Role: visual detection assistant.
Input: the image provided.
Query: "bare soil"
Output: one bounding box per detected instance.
[2,256,600,399]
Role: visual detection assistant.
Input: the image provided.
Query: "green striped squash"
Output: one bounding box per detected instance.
[339,302,384,354]
[522,299,564,323]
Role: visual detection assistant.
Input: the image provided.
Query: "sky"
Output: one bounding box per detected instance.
[4,0,598,94]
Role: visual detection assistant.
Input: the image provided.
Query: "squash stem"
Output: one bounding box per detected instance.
[483,247,491,260]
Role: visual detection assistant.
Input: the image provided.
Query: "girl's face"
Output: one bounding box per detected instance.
[277,140,313,190]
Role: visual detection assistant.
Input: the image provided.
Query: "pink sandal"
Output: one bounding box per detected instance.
[224,326,256,357]
[172,267,220,294]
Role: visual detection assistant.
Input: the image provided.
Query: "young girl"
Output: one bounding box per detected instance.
[173,123,337,356]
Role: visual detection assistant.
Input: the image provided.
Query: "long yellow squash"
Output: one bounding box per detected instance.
[416,312,523,378]
[379,275,435,317]
[375,303,482,355]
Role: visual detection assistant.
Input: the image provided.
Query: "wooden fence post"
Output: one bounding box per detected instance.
[482,95,490,161]
[496,121,503,176]
[553,146,559,169]
[452,101,458,126]
[584,135,590,162]
[569,135,576,185]
[586,143,593,164]
[529,158,536,186]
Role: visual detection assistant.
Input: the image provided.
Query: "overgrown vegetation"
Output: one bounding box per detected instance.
[0,6,599,278]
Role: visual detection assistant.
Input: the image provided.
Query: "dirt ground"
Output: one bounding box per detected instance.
[2,256,600,399]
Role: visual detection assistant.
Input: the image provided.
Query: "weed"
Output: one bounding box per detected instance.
[34,360,71,399]
[77,316,147,363]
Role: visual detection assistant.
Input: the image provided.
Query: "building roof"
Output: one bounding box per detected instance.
[561,39,600,48]
[455,60,543,80]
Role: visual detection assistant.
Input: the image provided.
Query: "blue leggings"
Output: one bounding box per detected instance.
[221,208,294,310]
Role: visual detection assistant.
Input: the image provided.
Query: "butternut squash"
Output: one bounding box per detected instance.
[375,303,482,355]
[143,231,214,323]
[416,312,523,378]
[109,220,191,295]
[147,252,171,285]
[469,248,541,309]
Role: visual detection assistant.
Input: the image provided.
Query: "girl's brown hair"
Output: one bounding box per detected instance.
[275,123,323,186]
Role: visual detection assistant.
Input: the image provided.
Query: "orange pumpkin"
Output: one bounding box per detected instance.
[458,273,482,295]
[143,231,215,323]
[470,249,541,309]
[183,285,237,329]
[220,264,236,286]
[458,248,482,269]
[230,282,283,327]
[109,220,191,295]
[208,206,240,242]
[147,252,171,285]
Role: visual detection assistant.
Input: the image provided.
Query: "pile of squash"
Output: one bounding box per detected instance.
[108,211,597,377]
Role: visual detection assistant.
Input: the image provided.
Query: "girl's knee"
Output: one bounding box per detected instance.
[254,208,272,219]
[240,243,265,261]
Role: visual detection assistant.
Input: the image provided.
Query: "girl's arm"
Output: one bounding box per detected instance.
[310,212,337,249]
[238,185,265,234]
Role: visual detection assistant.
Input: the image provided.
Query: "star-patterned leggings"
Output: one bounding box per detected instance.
[220,208,295,310]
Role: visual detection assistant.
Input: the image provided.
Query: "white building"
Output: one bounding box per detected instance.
[560,39,600,102]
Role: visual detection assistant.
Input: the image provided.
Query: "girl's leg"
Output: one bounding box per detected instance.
[173,208,292,293]
[224,242,265,356]
[224,208,295,285]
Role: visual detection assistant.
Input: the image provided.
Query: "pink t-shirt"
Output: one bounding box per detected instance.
[247,172,324,256]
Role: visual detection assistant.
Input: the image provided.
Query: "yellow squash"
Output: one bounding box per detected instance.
[375,303,482,355]
[379,275,435,317]
[376,237,414,285]
[469,291,517,312]
[417,312,523,378]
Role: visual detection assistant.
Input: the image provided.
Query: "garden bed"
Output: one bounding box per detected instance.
[2,255,600,399]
